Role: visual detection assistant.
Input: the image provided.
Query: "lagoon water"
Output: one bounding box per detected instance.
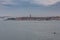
[0,20,60,40]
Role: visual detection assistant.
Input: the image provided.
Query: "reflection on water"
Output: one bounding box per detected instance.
[0,20,60,40]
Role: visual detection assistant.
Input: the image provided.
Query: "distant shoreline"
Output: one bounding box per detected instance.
[5,16,60,21]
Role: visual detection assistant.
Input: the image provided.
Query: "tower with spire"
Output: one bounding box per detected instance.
[29,14,31,18]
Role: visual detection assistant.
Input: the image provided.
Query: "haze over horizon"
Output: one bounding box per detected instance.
[0,0,60,17]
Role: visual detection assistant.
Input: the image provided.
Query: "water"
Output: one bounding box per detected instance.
[0,20,60,40]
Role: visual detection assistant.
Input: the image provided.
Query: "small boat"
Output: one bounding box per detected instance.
[53,32,56,34]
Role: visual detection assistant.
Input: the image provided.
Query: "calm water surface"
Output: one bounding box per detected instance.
[0,20,60,40]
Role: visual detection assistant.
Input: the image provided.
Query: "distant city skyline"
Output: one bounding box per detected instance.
[0,0,60,17]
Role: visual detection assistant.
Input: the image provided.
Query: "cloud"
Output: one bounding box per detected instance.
[0,0,12,4]
[0,0,60,6]
[0,0,18,5]
[32,0,60,6]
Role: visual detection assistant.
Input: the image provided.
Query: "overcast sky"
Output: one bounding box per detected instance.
[0,0,60,17]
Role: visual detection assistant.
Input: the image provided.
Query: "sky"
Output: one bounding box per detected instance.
[0,0,60,17]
